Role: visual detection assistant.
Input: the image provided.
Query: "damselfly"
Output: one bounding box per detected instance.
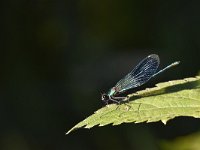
[101,54,180,104]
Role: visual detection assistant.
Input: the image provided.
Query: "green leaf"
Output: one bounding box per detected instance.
[67,76,200,134]
[160,132,200,150]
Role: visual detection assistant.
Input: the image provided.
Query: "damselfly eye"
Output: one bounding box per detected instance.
[101,94,108,101]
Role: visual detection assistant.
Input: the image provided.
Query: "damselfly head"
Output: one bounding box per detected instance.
[101,93,110,103]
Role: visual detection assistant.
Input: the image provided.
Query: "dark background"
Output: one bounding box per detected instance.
[1,0,200,150]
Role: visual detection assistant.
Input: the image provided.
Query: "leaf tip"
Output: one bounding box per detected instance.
[66,128,74,135]
[66,131,70,135]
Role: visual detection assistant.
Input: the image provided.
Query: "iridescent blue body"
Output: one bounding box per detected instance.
[101,54,180,104]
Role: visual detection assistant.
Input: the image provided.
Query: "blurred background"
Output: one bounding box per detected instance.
[1,0,200,150]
